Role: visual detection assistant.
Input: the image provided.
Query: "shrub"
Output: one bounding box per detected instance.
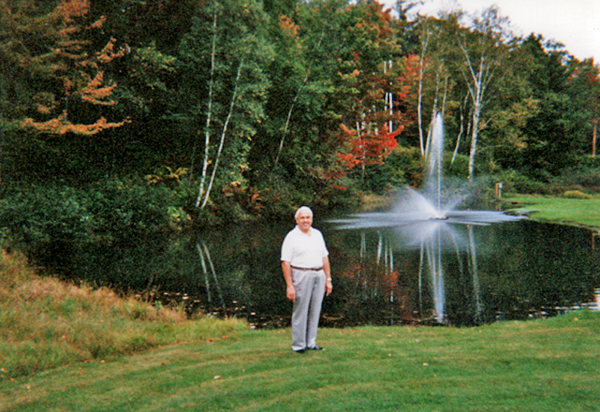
[493,170,550,195]
[562,190,592,199]
[552,166,600,192]
[0,179,192,289]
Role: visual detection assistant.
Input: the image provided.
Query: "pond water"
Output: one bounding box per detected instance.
[160,218,600,328]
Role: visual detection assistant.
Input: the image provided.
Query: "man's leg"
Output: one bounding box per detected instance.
[306,271,326,349]
[291,269,310,351]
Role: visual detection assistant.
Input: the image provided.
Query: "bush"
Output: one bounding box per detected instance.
[380,145,425,188]
[552,165,600,192]
[0,179,192,289]
[562,190,592,199]
[445,153,470,179]
[493,170,550,195]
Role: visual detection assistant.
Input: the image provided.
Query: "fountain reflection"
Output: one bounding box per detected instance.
[329,113,525,324]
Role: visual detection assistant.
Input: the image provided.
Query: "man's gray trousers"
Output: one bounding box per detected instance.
[291,268,326,351]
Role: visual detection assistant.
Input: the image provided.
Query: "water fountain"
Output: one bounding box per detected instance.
[330,112,525,324]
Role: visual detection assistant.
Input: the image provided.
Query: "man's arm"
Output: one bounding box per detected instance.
[323,256,332,296]
[282,260,296,302]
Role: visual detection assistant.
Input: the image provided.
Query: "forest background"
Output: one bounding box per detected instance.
[1,0,599,291]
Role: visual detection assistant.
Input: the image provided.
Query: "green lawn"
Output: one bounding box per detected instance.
[504,194,600,228]
[2,310,600,411]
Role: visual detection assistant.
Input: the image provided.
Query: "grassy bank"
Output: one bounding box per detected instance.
[0,251,245,379]
[504,194,600,228]
[2,309,599,411]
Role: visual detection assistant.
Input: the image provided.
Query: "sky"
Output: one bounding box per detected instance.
[382,0,600,63]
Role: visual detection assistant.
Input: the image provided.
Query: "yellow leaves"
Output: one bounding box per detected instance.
[165,167,188,181]
[20,111,130,136]
[33,92,58,115]
[90,15,106,30]
[145,175,162,184]
[17,2,128,136]
[97,38,127,64]
[145,167,188,185]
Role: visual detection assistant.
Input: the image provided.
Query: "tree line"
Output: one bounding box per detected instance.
[1,0,599,229]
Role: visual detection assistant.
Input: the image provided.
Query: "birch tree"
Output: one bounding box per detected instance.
[178,0,273,209]
[454,7,508,179]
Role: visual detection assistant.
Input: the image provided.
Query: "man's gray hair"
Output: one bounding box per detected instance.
[295,206,313,218]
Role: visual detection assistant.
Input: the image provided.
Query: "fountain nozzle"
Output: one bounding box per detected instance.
[430,215,448,221]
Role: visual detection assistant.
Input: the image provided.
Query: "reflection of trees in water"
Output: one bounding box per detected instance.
[82,220,600,327]
[195,241,225,309]
[344,223,482,325]
[331,231,414,326]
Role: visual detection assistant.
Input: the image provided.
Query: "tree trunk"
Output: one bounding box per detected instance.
[196,9,218,207]
[201,59,244,208]
[593,120,598,157]
[417,31,430,157]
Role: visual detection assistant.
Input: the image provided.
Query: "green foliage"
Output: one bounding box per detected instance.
[0,179,192,288]
[0,0,599,227]
[551,164,600,193]
[493,169,549,195]
[445,153,470,179]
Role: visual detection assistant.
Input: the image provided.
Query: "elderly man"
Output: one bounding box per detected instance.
[281,206,332,353]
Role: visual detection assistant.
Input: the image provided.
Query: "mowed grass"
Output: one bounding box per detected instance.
[2,310,600,411]
[505,194,600,228]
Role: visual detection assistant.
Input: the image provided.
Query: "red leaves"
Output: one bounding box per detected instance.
[338,124,401,169]
[335,52,421,172]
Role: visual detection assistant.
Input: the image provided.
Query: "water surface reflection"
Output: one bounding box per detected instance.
[172,219,600,328]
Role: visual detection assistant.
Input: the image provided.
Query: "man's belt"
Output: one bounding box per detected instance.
[291,266,323,271]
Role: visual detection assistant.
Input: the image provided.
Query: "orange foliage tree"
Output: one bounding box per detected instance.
[12,0,128,135]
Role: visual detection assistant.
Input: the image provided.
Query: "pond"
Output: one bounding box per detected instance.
[156,217,600,328]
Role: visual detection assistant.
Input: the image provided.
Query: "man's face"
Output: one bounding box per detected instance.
[296,210,313,233]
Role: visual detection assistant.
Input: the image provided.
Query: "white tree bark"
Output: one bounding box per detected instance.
[417,29,430,157]
[458,35,493,180]
[196,9,218,207]
[200,59,244,208]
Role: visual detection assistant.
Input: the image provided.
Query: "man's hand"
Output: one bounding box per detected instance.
[286,285,296,302]
[323,256,332,296]
[282,261,295,301]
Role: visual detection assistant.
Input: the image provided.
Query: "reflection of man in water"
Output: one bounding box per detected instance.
[281,206,332,353]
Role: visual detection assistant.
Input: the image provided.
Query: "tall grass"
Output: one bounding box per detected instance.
[0,251,245,379]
